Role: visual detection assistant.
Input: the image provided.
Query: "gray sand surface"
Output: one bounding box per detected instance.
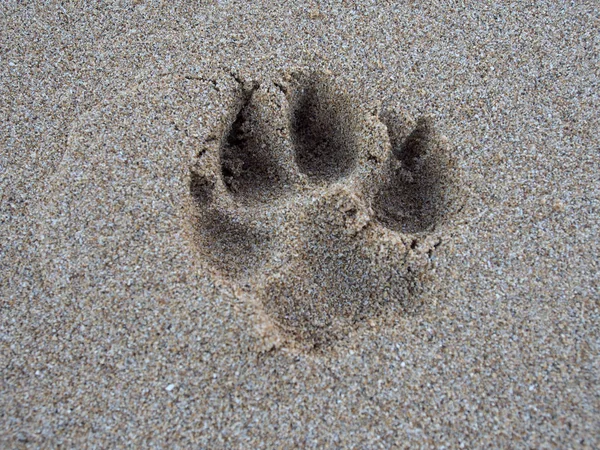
[1,1,599,447]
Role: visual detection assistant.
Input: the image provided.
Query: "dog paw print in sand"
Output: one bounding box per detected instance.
[189,70,463,350]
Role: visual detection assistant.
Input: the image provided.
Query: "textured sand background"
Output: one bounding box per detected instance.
[1,1,599,447]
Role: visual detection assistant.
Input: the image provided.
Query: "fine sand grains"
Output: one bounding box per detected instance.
[1,1,598,447]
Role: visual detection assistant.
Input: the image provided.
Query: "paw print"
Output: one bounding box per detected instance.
[190,70,462,349]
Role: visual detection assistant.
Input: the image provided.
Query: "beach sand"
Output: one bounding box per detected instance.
[1,1,598,447]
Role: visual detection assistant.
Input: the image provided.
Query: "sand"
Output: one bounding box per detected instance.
[1,1,598,447]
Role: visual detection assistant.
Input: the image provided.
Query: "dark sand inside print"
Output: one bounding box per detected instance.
[190,69,464,349]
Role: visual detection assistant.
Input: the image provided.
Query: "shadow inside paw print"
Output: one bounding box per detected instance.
[190,69,463,350]
[374,113,460,234]
[289,76,358,180]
